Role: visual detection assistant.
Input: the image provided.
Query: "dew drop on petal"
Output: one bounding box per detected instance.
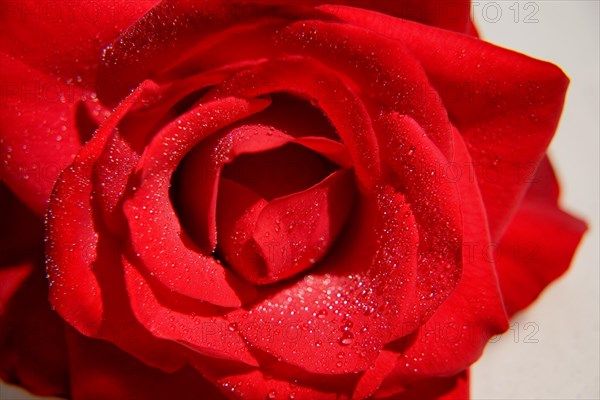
[339,331,353,346]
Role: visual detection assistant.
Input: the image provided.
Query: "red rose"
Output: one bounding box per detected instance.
[0,1,587,399]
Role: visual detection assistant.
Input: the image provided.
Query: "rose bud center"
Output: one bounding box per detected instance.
[171,95,356,285]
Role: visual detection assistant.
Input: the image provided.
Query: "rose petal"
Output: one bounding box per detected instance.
[352,350,398,399]
[294,136,352,168]
[524,156,559,203]
[249,0,474,34]
[123,97,269,306]
[375,370,469,400]
[97,1,474,107]
[0,265,69,397]
[212,369,349,400]
[46,81,155,335]
[122,257,259,366]
[0,53,82,214]
[176,124,297,253]
[320,0,475,34]
[279,20,455,159]
[495,157,587,316]
[0,183,43,267]
[87,229,189,372]
[377,113,463,317]
[230,187,420,374]
[1,0,158,86]
[218,167,355,285]
[375,129,508,389]
[0,183,67,396]
[221,112,463,374]
[250,168,355,283]
[66,328,226,400]
[46,81,186,372]
[176,121,347,253]
[207,57,382,188]
[221,140,339,201]
[46,112,116,336]
[216,178,269,282]
[236,93,342,142]
[187,351,357,399]
[324,6,570,240]
[97,1,332,105]
[93,67,246,234]
[0,264,31,315]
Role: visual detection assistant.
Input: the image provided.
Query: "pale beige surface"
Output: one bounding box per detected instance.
[1,1,598,399]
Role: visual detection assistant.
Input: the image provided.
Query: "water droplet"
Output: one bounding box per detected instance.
[341,318,353,331]
[339,331,353,346]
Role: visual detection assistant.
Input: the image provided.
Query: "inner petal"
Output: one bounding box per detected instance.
[221,142,338,201]
[216,168,356,285]
[240,92,341,141]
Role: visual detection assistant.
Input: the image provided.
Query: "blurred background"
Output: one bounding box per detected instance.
[1,1,598,399]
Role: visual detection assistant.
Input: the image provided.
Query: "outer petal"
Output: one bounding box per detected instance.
[495,157,587,316]
[278,20,456,159]
[93,65,252,234]
[374,370,470,400]
[374,130,507,393]
[189,342,358,399]
[1,0,158,85]
[321,5,570,241]
[122,257,258,366]
[0,183,43,266]
[66,328,226,400]
[208,367,352,400]
[251,0,474,34]
[0,53,83,215]
[45,82,149,337]
[0,184,68,396]
[45,81,187,373]
[0,265,69,397]
[1,0,154,212]
[321,0,475,34]
[99,0,475,103]
[96,0,334,105]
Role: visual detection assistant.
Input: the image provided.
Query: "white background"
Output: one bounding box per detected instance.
[1,1,598,399]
